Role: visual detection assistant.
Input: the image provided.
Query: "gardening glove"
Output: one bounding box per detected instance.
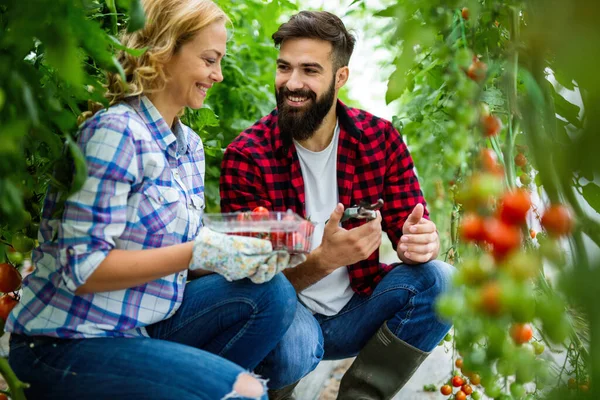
[189,227,306,284]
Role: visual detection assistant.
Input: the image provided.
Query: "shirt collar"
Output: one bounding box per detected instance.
[128,95,179,153]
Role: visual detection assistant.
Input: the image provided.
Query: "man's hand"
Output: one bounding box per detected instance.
[316,203,383,273]
[398,203,439,264]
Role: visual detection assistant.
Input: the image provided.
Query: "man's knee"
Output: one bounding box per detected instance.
[426,260,456,296]
[256,274,298,333]
[259,307,324,389]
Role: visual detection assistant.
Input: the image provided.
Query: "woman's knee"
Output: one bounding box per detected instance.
[231,373,267,399]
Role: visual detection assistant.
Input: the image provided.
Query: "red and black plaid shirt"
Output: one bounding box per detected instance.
[220,101,428,296]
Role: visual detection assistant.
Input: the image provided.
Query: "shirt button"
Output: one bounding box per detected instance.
[159,196,165,202]
[68,248,75,256]
[174,170,180,176]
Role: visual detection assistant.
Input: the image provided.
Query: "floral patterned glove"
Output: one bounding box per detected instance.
[189,227,306,284]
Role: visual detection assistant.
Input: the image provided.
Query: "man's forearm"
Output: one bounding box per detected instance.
[283,247,333,292]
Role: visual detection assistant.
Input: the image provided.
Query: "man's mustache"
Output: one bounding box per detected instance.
[279,87,317,102]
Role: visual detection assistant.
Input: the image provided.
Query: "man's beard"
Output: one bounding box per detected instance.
[276,78,336,146]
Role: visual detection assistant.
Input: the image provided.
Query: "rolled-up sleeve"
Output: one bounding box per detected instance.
[58,114,138,291]
[383,124,429,250]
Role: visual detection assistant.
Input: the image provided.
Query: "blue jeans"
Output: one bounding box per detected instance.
[8,273,297,399]
[255,260,455,389]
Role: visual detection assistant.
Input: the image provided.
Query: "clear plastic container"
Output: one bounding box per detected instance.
[202,210,315,254]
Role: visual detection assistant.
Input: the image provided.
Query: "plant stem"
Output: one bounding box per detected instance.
[0,358,29,400]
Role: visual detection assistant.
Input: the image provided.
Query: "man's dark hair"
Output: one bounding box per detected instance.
[272,11,356,70]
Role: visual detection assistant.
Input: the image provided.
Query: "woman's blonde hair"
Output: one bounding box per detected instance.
[106,0,229,105]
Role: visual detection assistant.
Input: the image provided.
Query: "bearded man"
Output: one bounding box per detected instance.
[220,10,455,400]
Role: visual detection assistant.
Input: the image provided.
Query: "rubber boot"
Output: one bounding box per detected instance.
[337,322,429,400]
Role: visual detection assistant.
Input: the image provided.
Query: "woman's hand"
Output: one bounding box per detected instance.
[190,227,305,283]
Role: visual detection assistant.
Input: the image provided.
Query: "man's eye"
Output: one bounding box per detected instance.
[277,65,289,71]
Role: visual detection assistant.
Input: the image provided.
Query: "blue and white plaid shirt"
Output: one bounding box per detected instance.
[6,96,206,338]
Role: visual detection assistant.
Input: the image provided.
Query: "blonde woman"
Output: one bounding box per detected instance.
[5,1,299,398]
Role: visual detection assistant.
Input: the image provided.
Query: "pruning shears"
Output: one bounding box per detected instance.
[337,199,384,223]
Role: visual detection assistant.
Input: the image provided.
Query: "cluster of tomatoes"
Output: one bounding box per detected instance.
[434,100,577,397]
[440,358,483,400]
[232,207,315,254]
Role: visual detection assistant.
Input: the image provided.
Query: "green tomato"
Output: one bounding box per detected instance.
[471,391,482,400]
[12,232,35,253]
[455,48,474,70]
[6,249,24,265]
[511,382,527,398]
[435,293,464,320]
[532,341,545,356]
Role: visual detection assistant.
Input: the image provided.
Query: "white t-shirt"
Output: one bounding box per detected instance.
[295,121,354,316]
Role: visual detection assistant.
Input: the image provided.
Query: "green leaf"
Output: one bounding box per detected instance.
[582,183,600,214]
[127,0,146,33]
[374,4,402,18]
[45,32,84,87]
[111,55,127,81]
[482,87,505,110]
[65,135,88,195]
[552,88,581,128]
[191,108,220,131]
[386,67,406,104]
[109,36,147,57]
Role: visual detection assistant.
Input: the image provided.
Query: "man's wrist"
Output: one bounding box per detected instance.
[311,246,337,274]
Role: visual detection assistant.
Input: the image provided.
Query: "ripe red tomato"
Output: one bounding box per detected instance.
[455,390,467,400]
[298,220,314,238]
[440,384,452,396]
[461,384,473,395]
[541,204,573,237]
[515,153,528,167]
[529,229,536,239]
[286,232,306,252]
[0,294,18,321]
[479,281,502,315]
[460,213,486,242]
[452,375,465,387]
[461,7,469,20]
[499,189,531,226]
[479,149,503,176]
[483,218,522,259]
[0,262,22,293]
[480,114,502,136]
[467,59,487,82]
[455,358,464,369]
[270,231,286,249]
[510,323,533,345]
[251,206,270,221]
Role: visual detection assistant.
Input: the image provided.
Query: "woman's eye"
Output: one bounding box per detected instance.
[205,58,216,65]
